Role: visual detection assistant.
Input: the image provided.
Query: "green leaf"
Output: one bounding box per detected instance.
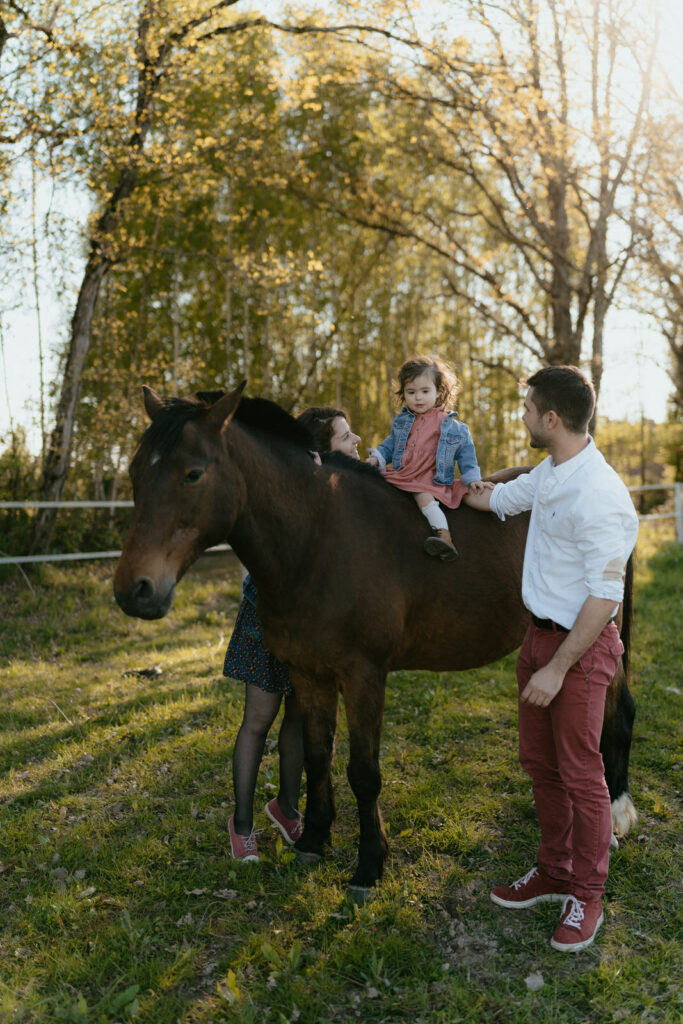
[109,985,141,1012]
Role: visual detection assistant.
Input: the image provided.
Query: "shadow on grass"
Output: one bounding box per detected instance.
[0,676,238,783]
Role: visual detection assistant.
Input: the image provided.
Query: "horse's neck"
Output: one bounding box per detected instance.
[225,427,320,599]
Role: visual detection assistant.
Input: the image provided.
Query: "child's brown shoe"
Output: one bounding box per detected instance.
[424,528,459,561]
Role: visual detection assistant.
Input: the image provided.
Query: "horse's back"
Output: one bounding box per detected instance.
[389,502,531,670]
[284,469,532,675]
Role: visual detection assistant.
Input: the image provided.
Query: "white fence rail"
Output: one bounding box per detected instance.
[1,484,681,566]
[0,500,230,566]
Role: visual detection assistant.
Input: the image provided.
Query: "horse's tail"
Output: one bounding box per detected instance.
[620,552,635,679]
[603,549,638,838]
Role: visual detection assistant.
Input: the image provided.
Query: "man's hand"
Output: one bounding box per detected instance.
[520,664,565,707]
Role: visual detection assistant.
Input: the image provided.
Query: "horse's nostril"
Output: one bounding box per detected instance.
[132,577,155,603]
[114,574,173,620]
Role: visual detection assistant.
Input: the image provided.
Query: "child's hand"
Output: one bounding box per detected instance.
[468,480,494,495]
[366,456,379,467]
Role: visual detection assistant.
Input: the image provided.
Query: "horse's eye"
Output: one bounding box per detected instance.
[182,468,204,485]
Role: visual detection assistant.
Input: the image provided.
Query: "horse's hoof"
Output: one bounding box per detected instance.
[295,849,322,866]
[611,793,638,838]
[346,885,374,906]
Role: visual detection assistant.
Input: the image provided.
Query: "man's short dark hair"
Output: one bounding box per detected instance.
[524,366,595,434]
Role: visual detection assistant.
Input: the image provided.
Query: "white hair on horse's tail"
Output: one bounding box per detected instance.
[611,792,638,840]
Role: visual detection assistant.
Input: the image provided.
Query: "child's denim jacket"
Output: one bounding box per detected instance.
[371,408,481,486]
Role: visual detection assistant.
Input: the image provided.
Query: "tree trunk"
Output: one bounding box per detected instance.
[589,282,607,437]
[223,180,234,379]
[547,174,577,364]
[673,338,683,421]
[30,255,110,553]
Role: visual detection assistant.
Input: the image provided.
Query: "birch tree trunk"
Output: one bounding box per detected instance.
[30,255,111,552]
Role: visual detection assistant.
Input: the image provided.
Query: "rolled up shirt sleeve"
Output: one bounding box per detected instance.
[575,486,639,605]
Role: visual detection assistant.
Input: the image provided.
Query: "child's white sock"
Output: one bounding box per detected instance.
[421,499,448,531]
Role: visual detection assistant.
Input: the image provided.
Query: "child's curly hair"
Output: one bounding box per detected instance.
[395,355,460,410]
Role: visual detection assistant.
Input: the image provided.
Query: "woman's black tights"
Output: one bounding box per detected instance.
[232,683,304,835]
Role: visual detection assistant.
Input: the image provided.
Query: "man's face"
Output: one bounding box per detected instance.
[522,388,550,449]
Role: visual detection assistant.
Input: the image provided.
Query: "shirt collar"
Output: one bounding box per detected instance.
[549,436,596,482]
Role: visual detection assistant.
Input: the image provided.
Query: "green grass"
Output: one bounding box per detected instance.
[0,531,681,1024]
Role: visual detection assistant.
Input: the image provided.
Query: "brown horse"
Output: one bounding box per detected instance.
[113,385,637,897]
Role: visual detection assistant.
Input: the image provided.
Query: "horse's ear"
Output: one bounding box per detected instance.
[208,381,247,431]
[142,386,164,421]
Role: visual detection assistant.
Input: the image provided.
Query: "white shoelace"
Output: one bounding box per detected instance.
[561,896,586,929]
[243,830,258,854]
[512,866,539,890]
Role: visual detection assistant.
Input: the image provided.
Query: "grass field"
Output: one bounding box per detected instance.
[0,529,681,1023]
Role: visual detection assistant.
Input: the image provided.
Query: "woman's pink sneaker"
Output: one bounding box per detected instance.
[228,814,260,862]
[264,798,303,845]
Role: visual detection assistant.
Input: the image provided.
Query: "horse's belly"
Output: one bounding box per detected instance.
[389,603,529,673]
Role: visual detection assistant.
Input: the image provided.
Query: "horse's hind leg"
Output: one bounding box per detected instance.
[601,661,638,840]
[343,668,389,896]
[292,672,339,863]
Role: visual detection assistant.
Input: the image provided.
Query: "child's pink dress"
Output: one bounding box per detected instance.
[383,408,468,509]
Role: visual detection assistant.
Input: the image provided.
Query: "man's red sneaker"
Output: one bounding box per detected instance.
[490,866,572,909]
[264,798,303,845]
[228,814,260,862]
[550,896,604,952]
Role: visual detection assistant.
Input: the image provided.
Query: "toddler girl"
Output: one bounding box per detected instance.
[367,355,488,560]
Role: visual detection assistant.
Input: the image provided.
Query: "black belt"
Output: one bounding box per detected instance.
[531,614,570,633]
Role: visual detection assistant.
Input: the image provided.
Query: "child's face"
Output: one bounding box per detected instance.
[403,372,438,415]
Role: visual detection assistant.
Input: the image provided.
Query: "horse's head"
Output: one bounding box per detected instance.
[113,383,246,619]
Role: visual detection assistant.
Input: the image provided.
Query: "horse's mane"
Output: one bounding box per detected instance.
[133,390,315,471]
[195,390,315,450]
[233,396,314,451]
[322,450,385,480]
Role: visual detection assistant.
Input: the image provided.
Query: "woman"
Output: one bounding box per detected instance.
[225,407,361,861]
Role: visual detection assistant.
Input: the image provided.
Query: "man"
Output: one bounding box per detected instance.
[466,366,638,952]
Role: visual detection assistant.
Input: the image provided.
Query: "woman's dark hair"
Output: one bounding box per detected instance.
[395,355,460,410]
[297,406,349,454]
[524,366,595,433]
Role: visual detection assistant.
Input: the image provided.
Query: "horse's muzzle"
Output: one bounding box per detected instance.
[114,576,175,620]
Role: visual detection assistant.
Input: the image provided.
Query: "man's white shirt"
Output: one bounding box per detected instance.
[490,439,639,629]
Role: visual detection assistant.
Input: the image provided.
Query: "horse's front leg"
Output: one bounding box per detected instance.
[342,665,389,898]
[290,670,339,864]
